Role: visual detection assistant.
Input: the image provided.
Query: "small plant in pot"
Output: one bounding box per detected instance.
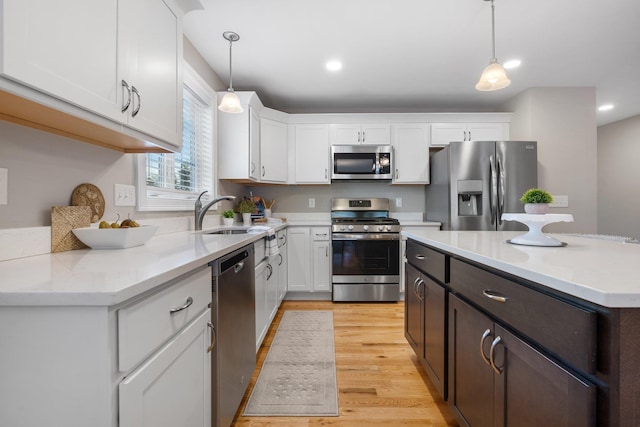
[520,188,553,214]
[222,210,235,226]
[235,198,256,225]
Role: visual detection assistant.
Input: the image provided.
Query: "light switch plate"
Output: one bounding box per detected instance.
[115,184,136,207]
[0,168,7,205]
[549,195,569,208]
[395,197,402,208]
[309,198,315,208]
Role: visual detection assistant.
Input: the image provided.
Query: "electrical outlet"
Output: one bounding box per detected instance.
[549,195,569,208]
[395,197,402,208]
[0,168,7,205]
[309,198,315,208]
[115,184,136,207]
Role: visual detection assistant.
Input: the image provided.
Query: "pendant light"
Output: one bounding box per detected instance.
[219,31,243,113]
[475,0,511,91]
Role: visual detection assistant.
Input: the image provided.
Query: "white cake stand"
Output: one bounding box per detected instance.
[501,213,574,247]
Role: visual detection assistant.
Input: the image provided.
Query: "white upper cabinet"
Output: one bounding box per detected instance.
[259,118,288,183]
[119,0,183,146]
[392,123,430,184]
[329,123,391,145]
[293,124,330,184]
[0,0,186,149]
[1,0,121,122]
[430,122,509,146]
[218,98,261,182]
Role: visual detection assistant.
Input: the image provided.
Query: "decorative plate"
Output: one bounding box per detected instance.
[71,183,105,223]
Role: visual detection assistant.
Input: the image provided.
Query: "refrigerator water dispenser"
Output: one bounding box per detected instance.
[457,180,483,216]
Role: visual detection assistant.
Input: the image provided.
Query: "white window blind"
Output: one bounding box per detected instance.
[137,64,216,211]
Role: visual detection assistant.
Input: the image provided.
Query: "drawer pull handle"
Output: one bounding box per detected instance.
[490,336,503,374]
[170,296,193,314]
[482,289,508,303]
[207,321,217,353]
[415,254,426,260]
[480,328,492,366]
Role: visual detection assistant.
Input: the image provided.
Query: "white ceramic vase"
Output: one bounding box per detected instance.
[242,212,252,226]
[524,203,549,214]
[223,217,234,226]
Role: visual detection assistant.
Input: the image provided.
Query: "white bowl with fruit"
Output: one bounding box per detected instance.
[72,215,158,249]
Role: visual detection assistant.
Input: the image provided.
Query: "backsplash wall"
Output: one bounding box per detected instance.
[246,182,426,216]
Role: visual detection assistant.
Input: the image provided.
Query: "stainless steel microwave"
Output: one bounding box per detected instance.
[331,145,393,181]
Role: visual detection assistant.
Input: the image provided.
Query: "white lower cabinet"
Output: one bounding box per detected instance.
[254,235,284,351]
[286,226,331,295]
[119,309,211,427]
[312,228,331,292]
[276,230,288,303]
[0,266,213,427]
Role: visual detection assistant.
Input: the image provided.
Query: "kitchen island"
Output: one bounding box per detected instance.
[402,228,640,427]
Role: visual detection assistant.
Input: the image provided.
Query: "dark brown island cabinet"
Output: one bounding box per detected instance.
[404,238,640,427]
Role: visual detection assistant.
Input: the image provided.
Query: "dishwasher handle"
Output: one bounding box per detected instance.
[217,247,250,275]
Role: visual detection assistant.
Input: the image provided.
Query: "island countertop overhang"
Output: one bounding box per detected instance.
[402,229,640,308]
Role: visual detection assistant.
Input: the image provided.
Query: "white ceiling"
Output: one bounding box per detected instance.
[183,0,640,126]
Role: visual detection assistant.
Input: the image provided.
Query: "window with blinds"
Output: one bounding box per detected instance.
[137,64,216,211]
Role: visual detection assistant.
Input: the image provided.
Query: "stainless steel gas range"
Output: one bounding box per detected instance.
[331,198,400,302]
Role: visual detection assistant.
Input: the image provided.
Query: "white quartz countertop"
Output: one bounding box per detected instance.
[0,227,280,307]
[402,229,640,308]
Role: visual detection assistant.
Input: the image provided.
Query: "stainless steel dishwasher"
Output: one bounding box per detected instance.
[210,244,256,427]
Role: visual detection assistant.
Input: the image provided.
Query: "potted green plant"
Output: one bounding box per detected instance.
[520,188,553,214]
[235,198,256,225]
[222,210,235,226]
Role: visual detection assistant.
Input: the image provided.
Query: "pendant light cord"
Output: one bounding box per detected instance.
[228,38,234,92]
[491,0,497,60]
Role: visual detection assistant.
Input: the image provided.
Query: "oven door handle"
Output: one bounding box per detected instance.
[331,233,400,241]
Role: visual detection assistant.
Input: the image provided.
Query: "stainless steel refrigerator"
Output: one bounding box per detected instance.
[425,141,537,230]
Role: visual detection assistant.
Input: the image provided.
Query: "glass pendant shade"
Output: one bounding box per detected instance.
[475,59,511,91]
[218,91,243,113]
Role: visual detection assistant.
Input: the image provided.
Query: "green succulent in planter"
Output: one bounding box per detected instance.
[520,188,553,204]
[235,198,257,214]
[222,210,235,219]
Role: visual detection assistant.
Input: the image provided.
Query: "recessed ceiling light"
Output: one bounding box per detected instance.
[503,59,521,69]
[598,104,614,111]
[326,61,342,71]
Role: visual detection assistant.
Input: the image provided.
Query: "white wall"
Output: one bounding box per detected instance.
[504,87,598,233]
[597,115,640,240]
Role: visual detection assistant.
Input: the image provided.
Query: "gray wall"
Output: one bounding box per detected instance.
[503,87,598,233]
[0,38,241,229]
[246,183,425,216]
[597,115,640,240]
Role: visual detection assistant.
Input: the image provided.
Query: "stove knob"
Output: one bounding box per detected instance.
[363,225,369,231]
[378,225,384,231]
[348,225,354,231]
[340,225,347,231]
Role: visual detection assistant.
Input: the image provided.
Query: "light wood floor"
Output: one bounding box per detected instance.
[232,300,458,427]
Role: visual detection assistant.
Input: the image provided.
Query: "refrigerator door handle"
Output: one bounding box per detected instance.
[490,154,497,226]
[497,155,505,225]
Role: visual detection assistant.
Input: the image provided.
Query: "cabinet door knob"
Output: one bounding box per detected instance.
[170,296,193,314]
[480,328,492,366]
[489,336,503,374]
[121,80,131,112]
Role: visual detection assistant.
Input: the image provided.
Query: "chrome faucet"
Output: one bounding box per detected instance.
[195,191,236,231]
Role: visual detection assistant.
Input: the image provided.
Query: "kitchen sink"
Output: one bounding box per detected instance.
[205,229,248,235]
